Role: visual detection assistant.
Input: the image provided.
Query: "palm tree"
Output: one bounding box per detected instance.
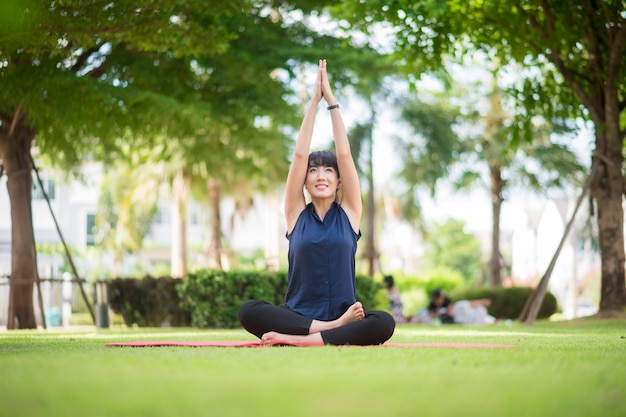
[398,65,584,286]
[94,147,163,277]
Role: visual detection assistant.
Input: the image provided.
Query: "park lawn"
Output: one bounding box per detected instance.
[0,319,624,417]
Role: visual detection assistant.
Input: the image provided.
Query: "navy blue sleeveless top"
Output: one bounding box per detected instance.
[285,202,360,320]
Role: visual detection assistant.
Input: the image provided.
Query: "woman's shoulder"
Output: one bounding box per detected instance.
[286,203,314,238]
[335,203,361,238]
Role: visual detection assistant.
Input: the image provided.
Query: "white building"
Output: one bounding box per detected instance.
[510,195,602,319]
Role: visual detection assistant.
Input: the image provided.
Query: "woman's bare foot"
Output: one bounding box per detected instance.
[337,301,365,325]
[309,302,364,334]
[260,331,324,347]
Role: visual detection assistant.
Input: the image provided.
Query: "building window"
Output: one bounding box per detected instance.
[32,178,56,200]
[153,206,171,225]
[190,210,199,226]
[86,214,96,247]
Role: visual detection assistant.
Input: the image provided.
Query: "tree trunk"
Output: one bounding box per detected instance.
[554,20,626,313]
[0,110,38,329]
[591,127,625,312]
[364,117,379,276]
[489,163,504,287]
[206,178,223,270]
[171,170,190,278]
[364,177,377,276]
[264,190,280,271]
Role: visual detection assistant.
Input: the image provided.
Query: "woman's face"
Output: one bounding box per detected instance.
[305,165,340,200]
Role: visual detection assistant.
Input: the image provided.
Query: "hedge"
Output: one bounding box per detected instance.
[108,275,190,327]
[450,286,558,320]
[108,270,383,328]
[178,269,383,328]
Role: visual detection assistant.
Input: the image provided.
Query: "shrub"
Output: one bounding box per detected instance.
[178,269,383,328]
[355,274,384,311]
[178,269,287,328]
[421,266,465,297]
[449,286,558,320]
[106,269,384,329]
[108,276,191,327]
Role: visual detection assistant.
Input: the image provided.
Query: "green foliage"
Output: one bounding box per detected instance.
[0,0,42,35]
[450,286,558,320]
[95,157,159,255]
[178,269,383,328]
[354,275,384,311]
[398,97,461,195]
[178,269,288,328]
[420,266,465,296]
[1,0,377,174]
[332,0,626,126]
[423,219,483,284]
[108,276,190,327]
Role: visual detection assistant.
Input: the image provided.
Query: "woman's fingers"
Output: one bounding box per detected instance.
[319,59,335,102]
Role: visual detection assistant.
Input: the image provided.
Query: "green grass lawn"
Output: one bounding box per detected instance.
[1,319,624,417]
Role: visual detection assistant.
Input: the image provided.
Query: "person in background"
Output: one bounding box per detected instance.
[418,289,496,325]
[448,299,496,325]
[412,288,453,324]
[427,288,454,323]
[383,275,406,323]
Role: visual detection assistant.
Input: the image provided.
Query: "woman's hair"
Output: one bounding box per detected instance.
[308,150,339,177]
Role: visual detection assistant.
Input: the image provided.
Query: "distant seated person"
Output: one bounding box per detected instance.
[383,275,406,324]
[448,299,496,325]
[412,288,453,324]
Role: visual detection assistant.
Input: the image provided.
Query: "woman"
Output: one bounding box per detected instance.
[238,60,395,346]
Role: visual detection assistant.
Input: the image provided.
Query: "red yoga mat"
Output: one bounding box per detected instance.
[105,340,516,348]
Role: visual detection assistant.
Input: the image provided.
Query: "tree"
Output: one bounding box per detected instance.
[335,0,626,313]
[423,219,483,284]
[399,62,584,287]
[1,0,241,328]
[0,0,356,328]
[94,148,162,277]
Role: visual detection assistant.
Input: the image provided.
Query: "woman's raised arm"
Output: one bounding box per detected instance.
[284,61,323,233]
[320,60,362,232]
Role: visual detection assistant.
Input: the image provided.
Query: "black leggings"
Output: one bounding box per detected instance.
[237,300,396,346]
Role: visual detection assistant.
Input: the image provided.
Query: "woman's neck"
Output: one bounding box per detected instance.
[311,198,335,221]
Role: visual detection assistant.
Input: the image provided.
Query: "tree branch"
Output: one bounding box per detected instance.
[0,111,11,126]
[8,107,22,138]
[80,42,129,79]
[514,2,602,123]
[70,45,102,73]
[607,18,626,83]
[581,0,606,84]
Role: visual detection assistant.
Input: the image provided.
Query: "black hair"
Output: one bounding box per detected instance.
[430,288,442,298]
[308,150,339,178]
[383,275,394,289]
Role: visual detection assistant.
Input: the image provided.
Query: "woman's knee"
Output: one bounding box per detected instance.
[368,310,396,342]
[237,299,265,324]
